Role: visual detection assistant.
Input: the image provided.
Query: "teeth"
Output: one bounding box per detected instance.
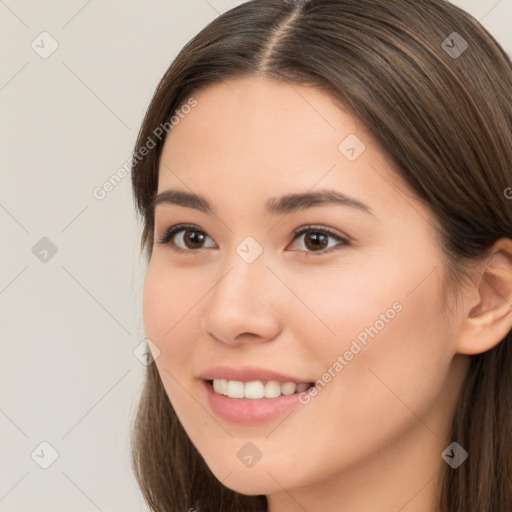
[296,383,310,392]
[281,382,297,395]
[227,380,245,398]
[211,379,312,399]
[245,380,265,399]
[264,380,282,398]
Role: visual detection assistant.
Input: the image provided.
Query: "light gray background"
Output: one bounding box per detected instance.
[1,1,510,510]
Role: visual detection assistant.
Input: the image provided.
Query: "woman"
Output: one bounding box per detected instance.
[130,1,512,510]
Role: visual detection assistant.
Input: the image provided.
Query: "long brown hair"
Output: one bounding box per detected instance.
[130,1,512,510]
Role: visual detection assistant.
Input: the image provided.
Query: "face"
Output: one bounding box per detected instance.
[142,77,467,497]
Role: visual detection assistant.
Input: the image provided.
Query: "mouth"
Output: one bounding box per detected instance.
[206,378,315,400]
[202,378,316,425]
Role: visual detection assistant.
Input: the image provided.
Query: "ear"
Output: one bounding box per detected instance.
[456,238,512,356]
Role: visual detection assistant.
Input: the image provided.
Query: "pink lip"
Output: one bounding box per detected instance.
[198,365,312,384]
[201,380,307,425]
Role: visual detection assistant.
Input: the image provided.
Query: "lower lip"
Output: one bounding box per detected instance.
[202,380,305,425]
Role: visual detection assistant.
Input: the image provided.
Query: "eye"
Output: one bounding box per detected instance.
[289,225,350,256]
[157,224,216,253]
[157,224,351,256]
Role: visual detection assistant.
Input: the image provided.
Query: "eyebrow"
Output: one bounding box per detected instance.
[152,188,374,216]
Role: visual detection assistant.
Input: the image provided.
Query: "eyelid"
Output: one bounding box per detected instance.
[289,225,350,255]
[157,223,351,256]
[157,223,215,252]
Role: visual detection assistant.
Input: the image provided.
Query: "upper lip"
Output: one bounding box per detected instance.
[199,365,313,384]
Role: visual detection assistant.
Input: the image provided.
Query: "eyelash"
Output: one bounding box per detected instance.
[157,223,351,256]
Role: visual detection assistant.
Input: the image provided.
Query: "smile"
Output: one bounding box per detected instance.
[210,379,313,399]
[203,379,317,425]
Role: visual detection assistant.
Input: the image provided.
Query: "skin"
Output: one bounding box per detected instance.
[142,77,512,512]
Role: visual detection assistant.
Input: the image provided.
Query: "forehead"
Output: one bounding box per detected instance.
[166,76,362,158]
[157,76,427,223]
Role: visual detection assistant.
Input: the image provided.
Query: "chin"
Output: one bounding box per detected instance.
[218,475,279,496]
[205,459,291,496]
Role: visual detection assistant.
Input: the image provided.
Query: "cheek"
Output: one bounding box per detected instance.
[142,261,203,418]
[344,278,448,422]
[142,260,198,364]
[262,267,452,484]
[142,264,168,346]
[301,251,451,428]
[313,244,448,364]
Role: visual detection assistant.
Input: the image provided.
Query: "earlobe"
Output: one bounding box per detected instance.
[456,239,512,356]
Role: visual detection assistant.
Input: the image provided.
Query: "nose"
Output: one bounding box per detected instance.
[200,248,282,346]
